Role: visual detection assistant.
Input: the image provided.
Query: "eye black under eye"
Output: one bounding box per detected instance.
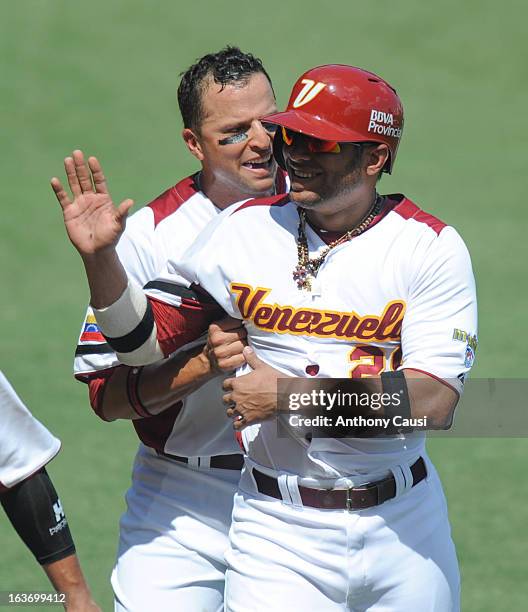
[218,132,249,146]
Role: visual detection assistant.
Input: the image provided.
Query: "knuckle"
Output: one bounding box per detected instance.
[208,331,221,345]
[211,346,225,360]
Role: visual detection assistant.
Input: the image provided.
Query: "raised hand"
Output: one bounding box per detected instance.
[51,150,133,257]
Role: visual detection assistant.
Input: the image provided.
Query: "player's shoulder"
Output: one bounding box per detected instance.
[145,174,210,227]
[384,194,471,270]
[385,194,448,236]
[183,193,292,262]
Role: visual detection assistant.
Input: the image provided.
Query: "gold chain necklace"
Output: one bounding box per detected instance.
[293,193,383,291]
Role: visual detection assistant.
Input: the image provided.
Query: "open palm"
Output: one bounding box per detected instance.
[51,150,134,256]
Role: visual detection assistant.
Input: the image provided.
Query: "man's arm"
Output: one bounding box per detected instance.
[42,555,100,612]
[92,318,247,420]
[222,349,457,430]
[54,150,217,365]
[1,469,100,611]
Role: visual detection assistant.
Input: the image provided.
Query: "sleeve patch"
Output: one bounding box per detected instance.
[79,314,106,343]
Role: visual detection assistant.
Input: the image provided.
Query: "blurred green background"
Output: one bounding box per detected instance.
[1,1,526,609]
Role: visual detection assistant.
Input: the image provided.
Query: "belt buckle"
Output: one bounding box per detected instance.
[345,482,379,511]
[345,487,353,511]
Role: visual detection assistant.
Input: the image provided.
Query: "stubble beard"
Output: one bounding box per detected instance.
[291,171,363,215]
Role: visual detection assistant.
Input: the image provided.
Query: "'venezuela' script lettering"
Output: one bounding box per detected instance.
[230,283,405,342]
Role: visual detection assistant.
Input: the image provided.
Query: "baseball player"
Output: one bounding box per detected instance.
[56,64,477,611]
[0,370,100,611]
[52,47,285,611]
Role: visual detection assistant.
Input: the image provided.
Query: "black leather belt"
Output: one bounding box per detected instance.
[158,451,243,471]
[253,457,426,510]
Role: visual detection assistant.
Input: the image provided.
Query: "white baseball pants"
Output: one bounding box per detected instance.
[112,444,239,612]
[225,454,459,611]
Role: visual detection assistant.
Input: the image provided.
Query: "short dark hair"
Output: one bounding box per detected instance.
[177,46,273,132]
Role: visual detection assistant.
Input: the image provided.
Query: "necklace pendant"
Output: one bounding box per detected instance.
[297,276,313,291]
[293,265,313,291]
[293,194,382,294]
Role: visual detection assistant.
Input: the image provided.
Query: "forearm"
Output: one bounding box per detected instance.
[91,282,165,366]
[82,249,128,309]
[350,370,458,428]
[99,346,216,420]
[284,370,458,430]
[92,285,219,366]
[230,366,458,431]
[0,469,100,609]
[0,468,75,565]
[403,369,458,428]
[43,555,99,611]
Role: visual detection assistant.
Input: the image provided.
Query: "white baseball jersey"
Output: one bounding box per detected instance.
[74,173,287,457]
[145,193,477,478]
[74,172,287,612]
[73,175,240,456]
[0,371,61,489]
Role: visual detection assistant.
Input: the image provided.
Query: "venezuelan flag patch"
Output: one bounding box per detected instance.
[80,314,106,343]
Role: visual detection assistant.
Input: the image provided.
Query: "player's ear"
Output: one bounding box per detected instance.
[365,144,389,177]
[182,128,204,161]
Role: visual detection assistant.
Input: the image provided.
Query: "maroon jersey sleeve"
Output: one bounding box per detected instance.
[87,373,114,421]
[149,294,224,357]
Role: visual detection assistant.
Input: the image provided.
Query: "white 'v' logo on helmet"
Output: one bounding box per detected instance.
[292,79,326,108]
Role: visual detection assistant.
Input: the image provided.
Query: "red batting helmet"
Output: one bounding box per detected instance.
[263,64,404,173]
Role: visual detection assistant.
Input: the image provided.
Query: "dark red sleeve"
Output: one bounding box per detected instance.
[81,368,120,421]
[77,292,223,420]
[149,295,224,357]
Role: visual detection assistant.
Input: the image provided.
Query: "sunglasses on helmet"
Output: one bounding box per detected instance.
[281,126,341,154]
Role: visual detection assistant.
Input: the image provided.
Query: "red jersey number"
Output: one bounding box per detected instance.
[348,345,402,378]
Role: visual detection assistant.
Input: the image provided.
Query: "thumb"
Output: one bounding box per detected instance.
[117,199,134,230]
[243,346,262,370]
[117,198,134,219]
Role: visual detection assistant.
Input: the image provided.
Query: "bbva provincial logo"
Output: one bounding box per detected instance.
[367,109,402,138]
[292,79,327,108]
